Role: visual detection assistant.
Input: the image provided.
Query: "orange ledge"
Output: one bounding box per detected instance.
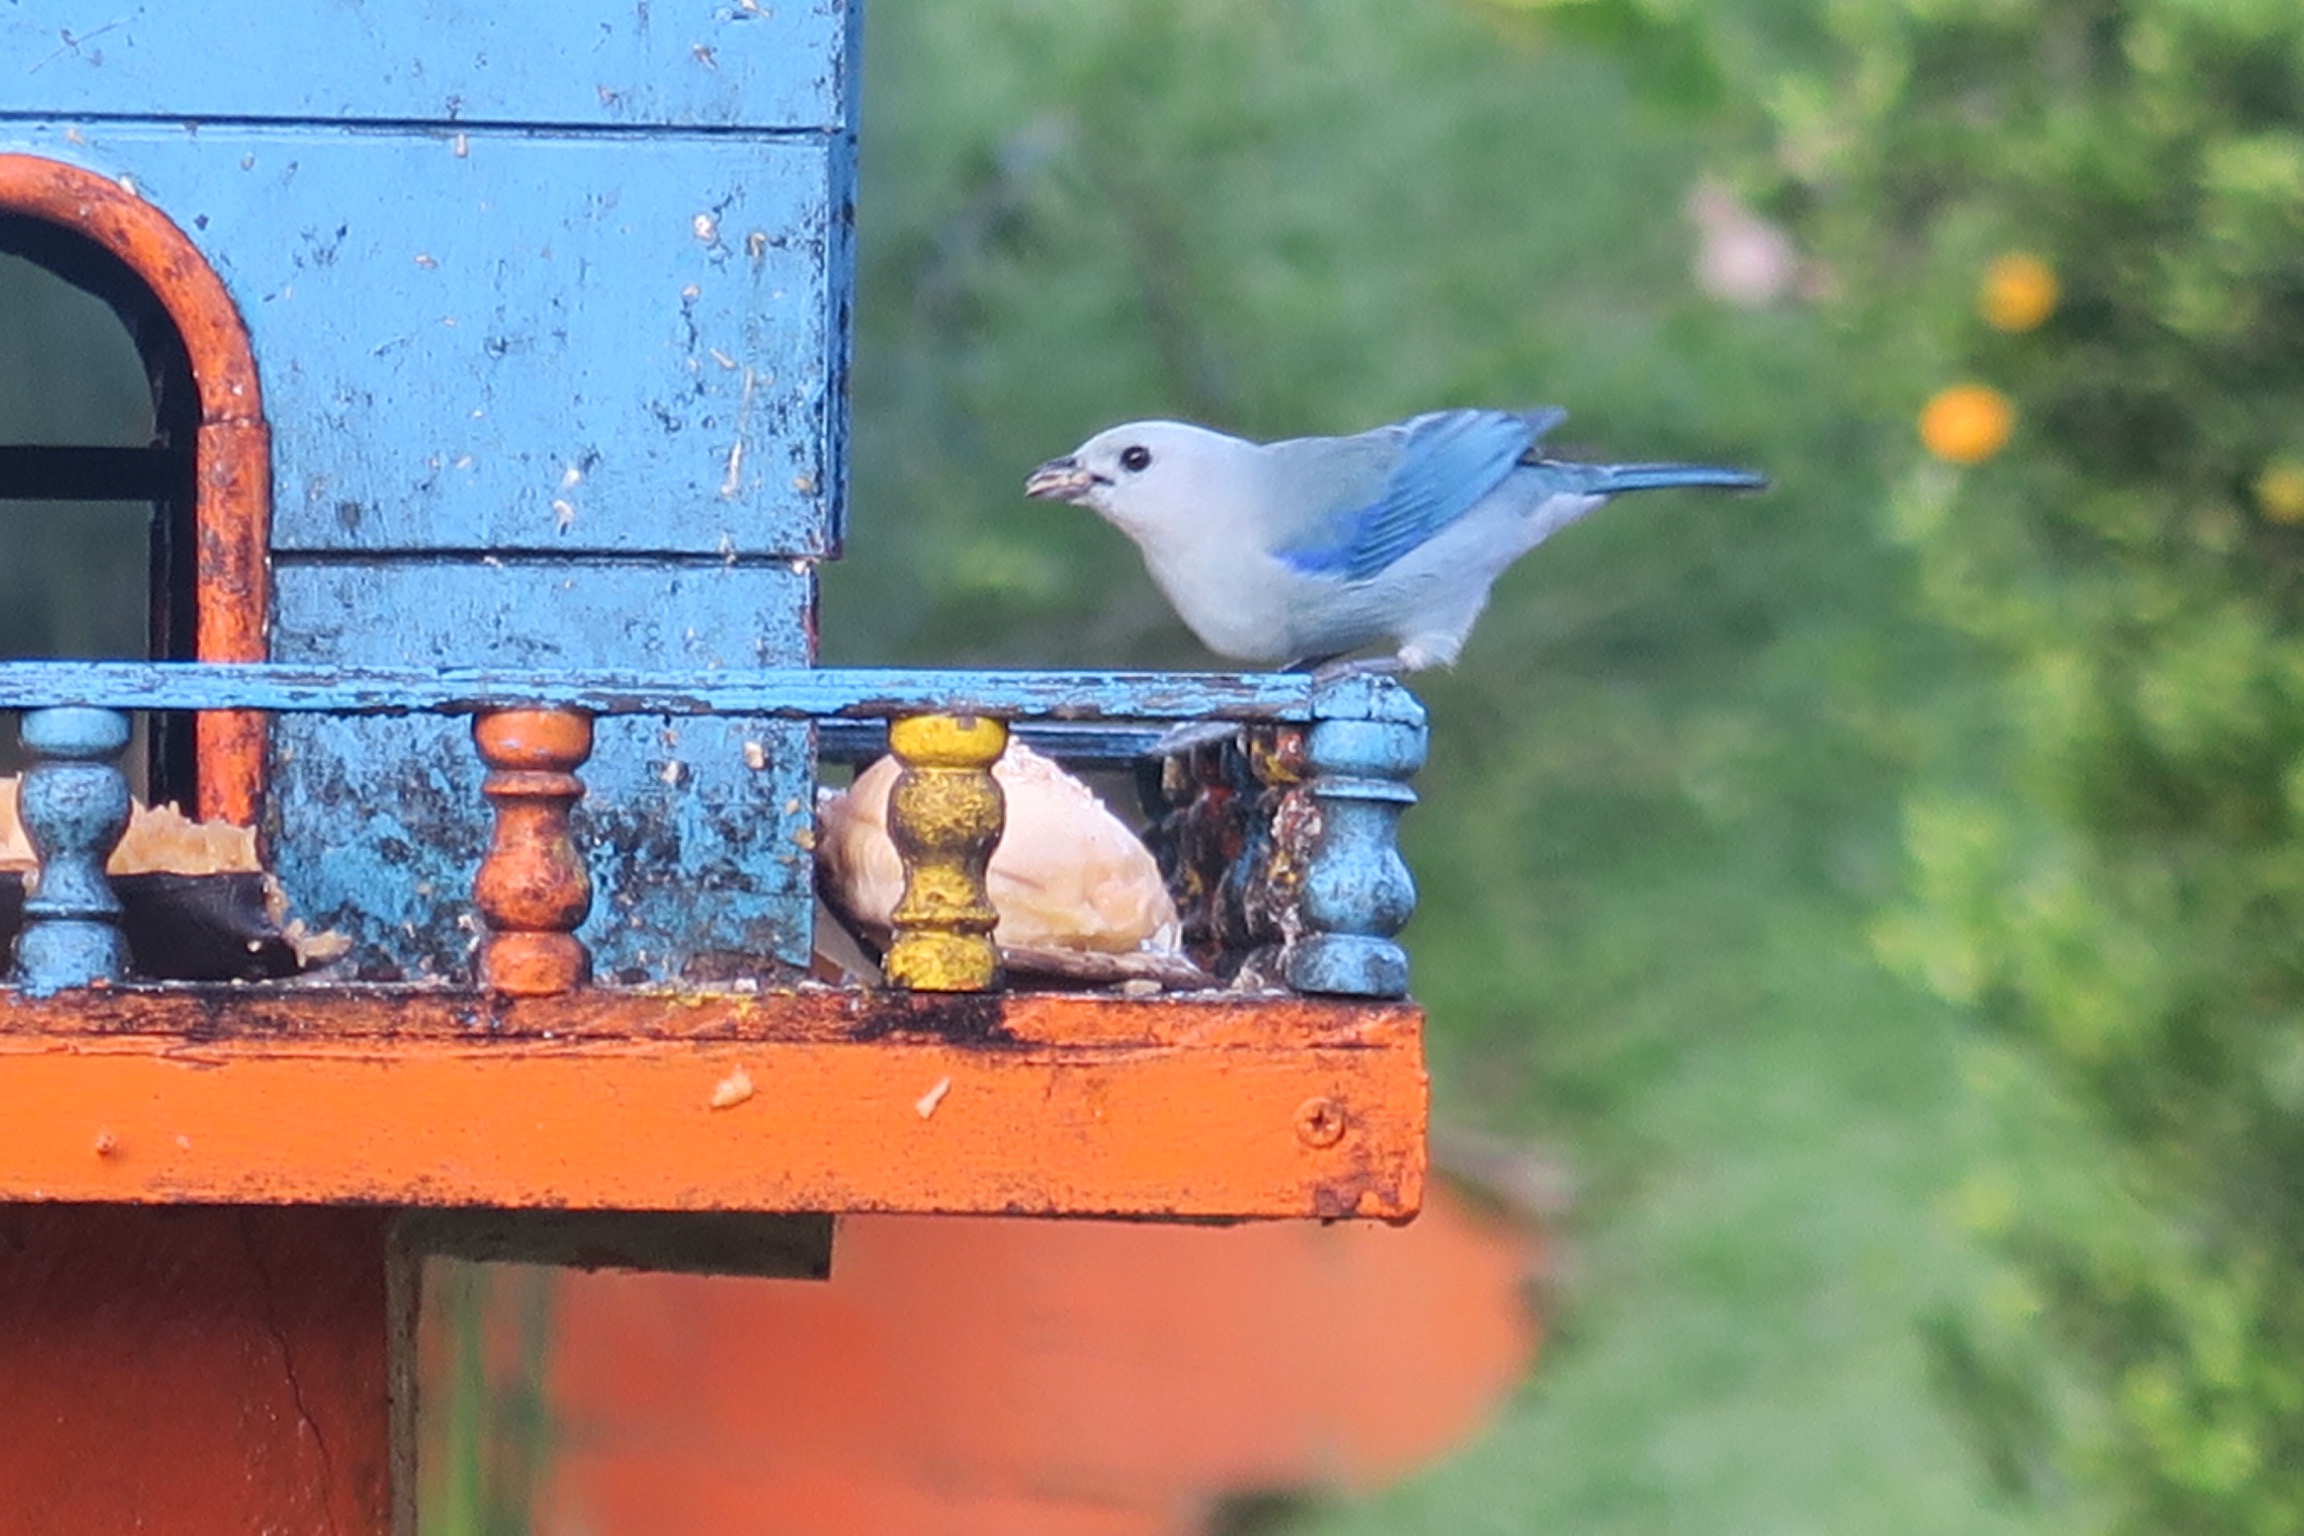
[0,990,1426,1220]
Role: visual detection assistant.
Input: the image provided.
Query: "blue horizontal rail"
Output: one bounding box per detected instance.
[818,720,1181,767]
[0,662,1424,727]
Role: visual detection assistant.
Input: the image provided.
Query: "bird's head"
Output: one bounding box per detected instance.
[1024,421,1251,539]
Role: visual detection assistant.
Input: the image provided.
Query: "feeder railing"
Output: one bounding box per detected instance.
[0,663,1425,1000]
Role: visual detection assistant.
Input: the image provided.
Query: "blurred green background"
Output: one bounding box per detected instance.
[12,0,2304,1529]
[828,2,2043,1527]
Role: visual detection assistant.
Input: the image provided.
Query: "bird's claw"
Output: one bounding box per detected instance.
[1307,655,1411,684]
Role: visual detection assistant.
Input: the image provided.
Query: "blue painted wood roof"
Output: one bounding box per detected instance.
[0,3,860,131]
[2,4,859,558]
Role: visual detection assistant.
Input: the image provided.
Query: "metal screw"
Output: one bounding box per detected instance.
[1294,1097,1348,1148]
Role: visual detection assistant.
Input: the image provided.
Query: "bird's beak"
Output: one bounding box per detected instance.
[1024,456,1097,503]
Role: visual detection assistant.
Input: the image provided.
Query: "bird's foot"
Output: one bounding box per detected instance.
[1306,654,1411,684]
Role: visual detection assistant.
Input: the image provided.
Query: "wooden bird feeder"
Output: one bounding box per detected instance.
[0,7,1427,1531]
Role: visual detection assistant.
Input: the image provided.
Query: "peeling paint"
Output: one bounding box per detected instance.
[253,568,821,978]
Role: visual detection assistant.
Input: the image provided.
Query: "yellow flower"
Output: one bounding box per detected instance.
[1980,252,2059,333]
[1920,384,2016,465]
[2257,458,2304,525]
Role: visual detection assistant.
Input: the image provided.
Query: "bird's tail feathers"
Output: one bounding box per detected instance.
[1580,461,1768,495]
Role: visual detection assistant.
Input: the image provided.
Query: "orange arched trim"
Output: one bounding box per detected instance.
[0,154,269,824]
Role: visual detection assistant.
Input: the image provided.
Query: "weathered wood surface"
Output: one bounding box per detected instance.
[0,990,1426,1219]
[0,2,860,132]
[271,563,817,670]
[0,1204,406,1536]
[2,666,1425,990]
[266,565,819,978]
[0,660,1421,722]
[3,123,848,558]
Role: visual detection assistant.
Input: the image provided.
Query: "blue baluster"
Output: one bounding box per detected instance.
[1283,712,1426,999]
[12,707,133,995]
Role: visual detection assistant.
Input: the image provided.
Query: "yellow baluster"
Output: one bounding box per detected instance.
[883,713,1008,991]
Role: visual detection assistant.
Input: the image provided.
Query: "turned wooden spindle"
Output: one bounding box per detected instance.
[472,708,595,996]
[883,713,1008,992]
[11,706,134,995]
[1282,715,1426,999]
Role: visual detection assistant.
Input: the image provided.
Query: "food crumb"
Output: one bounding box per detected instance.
[709,1067,755,1110]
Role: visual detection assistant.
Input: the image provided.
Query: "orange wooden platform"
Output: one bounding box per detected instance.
[1,986,1425,1532]
[0,988,1424,1218]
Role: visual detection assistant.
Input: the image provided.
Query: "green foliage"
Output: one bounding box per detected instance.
[831,0,1770,668]
[1753,1,2304,1527]
[421,1262,555,1536]
[841,3,2057,1532]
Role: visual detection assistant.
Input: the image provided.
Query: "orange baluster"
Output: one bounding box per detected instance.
[473,708,595,996]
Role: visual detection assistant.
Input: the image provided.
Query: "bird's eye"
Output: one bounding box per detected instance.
[1119,444,1153,473]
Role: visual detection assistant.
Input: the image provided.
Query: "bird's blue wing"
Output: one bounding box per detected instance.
[1275,408,1563,583]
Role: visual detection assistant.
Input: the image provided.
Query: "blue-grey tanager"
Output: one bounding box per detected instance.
[1024,407,1765,674]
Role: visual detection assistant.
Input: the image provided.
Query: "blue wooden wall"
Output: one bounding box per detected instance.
[0,3,861,978]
